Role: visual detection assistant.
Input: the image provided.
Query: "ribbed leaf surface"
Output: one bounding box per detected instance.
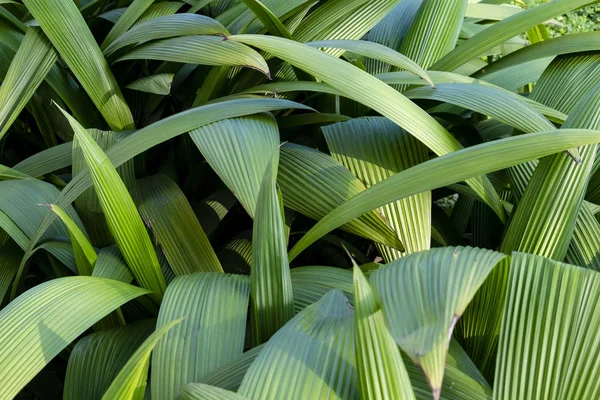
[64,320,155,400]
[494,252,600,399]
[63,107,167,298]
[138,174,223,275]
[251,151,294,344]
[0,276,148,399]
[126,73,174,95]
[0,27,56,141]
[151,273,250,400]
[323,117,430,260]
[189,114,279,218]
[238,289,357,400]
[370,247,506,396]
[354,266,415,399]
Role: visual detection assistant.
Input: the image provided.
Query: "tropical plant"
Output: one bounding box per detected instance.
[2,0,600,399]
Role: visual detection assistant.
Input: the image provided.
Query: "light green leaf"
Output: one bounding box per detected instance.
[116,36,270,78]
[200,345,264,392]
[138,174,222,275]
[370,247,506,397]
[306,39,433,86]
[238,289,357,400]
[22,0,135,130]
[92,245,134,283]
[494,252,600,399]
[288,129,600,261]
[151,273,250,400]
[0,276,149,399]
[354,266,415,400]
[102,319,183,400]
[50,204,96,276]
[251,150,294,344]
[126,73,174,95]
[61,106,167,299]
[64,320,155,400]
[0,26,57,141]
[229,34,504,221]
[103,14,229,57]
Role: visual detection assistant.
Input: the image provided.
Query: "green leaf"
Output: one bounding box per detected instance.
[189,114,279,218]
[354,266,415,400]
[0,240,21,302]
[61,106,167,299]
[22,0,135,130]
[116,36,270,78]
[93,245,134,283]
[323,116,430,260]
[501,78,600,260]
[291,266,354,312]
[229,34,504,221]
[101,0,155,50]
[0,27,57,141]
[151,273,250,399]
[64,320,155,400]
[25,99,310,258]
[370,247,506,397]
[103,14,229,57]
[241,0,293,39]
[494,252,600,399]
[102,318,183,400]
[251,150,294,344]
[126,73,174,95]
[0,276,149,399]
[432,0,595,72]
[238,290,357,400]
[200,345,264,392]
[138,174,223,275]
[182,384,249,400]
[288,129,600,261]
[194,189,238,237]
[480,32,600,77]
[307,39,433,86]
[279,143,403,251]
[50,204,97,276]
[400,0,467,69]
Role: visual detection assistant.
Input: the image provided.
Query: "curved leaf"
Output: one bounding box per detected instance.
[0,276,149,399]
[126,73,174,95]
[116,35,270,77]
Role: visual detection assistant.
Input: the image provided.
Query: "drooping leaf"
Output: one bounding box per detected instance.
[126,73,174,95]
[0,276,149,399]
[230,34,504,221]
[182,384,249,400]
[50,204,96,276]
